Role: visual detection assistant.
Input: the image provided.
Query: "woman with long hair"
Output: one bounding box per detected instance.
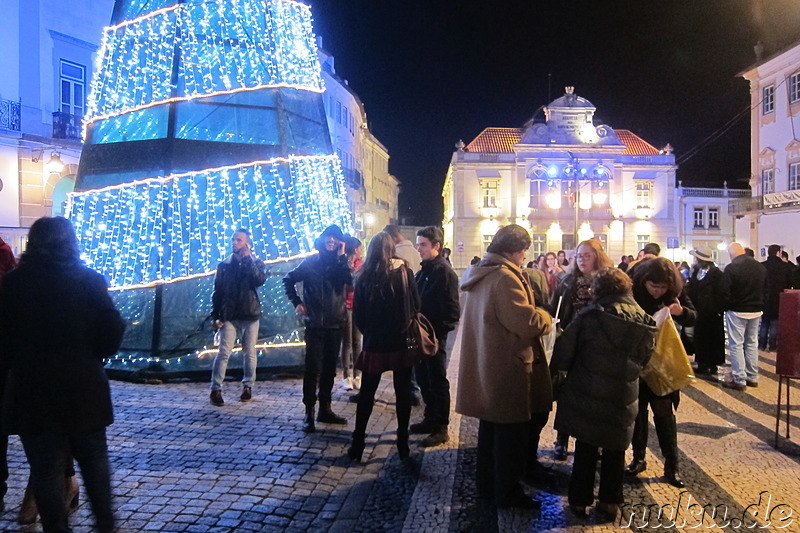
[626,257,696,488]
[0,217,124,533]
[340,237,364,391]
[543,252,563,296]
[550,239,614,460]
[347,232,420,462]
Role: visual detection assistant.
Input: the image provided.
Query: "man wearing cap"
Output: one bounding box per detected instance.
[686,246,725,377]
[720,243,767,391]
[284,225,353,432]
[759,244,796,352]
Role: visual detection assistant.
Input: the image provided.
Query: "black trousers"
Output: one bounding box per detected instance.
[631,382,679,470]
[569,441,625,506]
[416,331,450,426]
[477,417,545,505]
[303,328,343,406]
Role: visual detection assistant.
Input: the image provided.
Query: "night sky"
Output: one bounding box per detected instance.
[309,1,800,226]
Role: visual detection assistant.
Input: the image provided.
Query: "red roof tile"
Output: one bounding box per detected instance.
[615,129,660,155]
[465,128,521,153]
[465,127,660,155]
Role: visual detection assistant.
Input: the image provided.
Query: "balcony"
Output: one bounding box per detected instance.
[728,196,763,215]
[342,168,363,189]
[52,111,82,140]
[680,186,751,198]
[0,98,21,131]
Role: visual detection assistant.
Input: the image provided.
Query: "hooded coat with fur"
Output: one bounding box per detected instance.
[455,253,553,424]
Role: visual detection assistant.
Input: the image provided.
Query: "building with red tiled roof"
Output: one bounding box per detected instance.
[442,88,745,271]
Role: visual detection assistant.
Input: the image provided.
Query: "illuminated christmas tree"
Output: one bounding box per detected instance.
[68,0,351,376]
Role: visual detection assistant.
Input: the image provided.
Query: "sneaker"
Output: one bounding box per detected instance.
[421,426,449,447]
[722,380,746,391]
[210,390,224,406]
[341,377,353,391]
[240,386,252,402]
[353,375,361,390]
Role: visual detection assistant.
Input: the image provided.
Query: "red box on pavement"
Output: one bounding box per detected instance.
[777,290,800,377]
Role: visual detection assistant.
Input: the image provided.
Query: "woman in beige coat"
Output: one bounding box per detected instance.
[456,224,553,509]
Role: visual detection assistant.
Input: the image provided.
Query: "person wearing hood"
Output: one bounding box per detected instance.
[210,229,267,406]
[456,224,553,510]
[283,225,353,432]
[550,268,657,520]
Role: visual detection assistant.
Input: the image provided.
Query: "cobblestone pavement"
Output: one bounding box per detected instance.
[1,327,799,532]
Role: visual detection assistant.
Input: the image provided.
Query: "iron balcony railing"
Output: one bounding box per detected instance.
[52,111,82,140]
[0,98,21,131]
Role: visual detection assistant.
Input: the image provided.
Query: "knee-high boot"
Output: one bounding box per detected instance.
[396,400,411,459]
[348,394,374,462]
[654,414,684,488]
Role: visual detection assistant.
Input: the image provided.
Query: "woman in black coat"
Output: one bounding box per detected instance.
[626,257,697,489]
[686,247,725,376]
[551,268,656,519]
[0,217,125,533]
[348,232,420,462]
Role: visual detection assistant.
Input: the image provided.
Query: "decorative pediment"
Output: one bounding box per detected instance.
[786,140,800,162]
[759,147,776,168]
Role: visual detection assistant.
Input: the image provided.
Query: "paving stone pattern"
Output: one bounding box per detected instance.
[1,331,799,532]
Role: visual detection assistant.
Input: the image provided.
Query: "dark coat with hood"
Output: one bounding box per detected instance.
[456,253,553,424]
[0,260,125,435]
[283,242,353,329]
[211,254,267,322]
[550,295,657,450]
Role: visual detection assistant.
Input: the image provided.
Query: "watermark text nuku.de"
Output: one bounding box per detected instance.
[620,491,794,529]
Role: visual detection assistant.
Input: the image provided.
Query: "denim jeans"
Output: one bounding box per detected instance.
[340,309,362,379]
[21,428,114,533]
[211,319,259,390]
[758,315,779,352]
[725,312,761,385]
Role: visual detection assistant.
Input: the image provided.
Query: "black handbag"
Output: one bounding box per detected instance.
[400,267,438,363]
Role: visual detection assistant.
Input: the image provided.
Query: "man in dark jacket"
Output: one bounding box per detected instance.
[720,242,767,390]
[210,229,267,406]
[411,226,460,447]
[760,244,795,352]
[283,225,352,432]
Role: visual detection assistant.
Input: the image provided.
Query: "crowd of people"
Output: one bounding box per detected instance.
[1,216,799,530]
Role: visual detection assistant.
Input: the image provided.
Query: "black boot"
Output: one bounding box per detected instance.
[348,431,366,461]
[317,401,347,424]
[625,459,647,476]
[302,405,316,433]
[396,399,411,460]
[654,414,685,488]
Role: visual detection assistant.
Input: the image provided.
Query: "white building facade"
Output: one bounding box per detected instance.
[443,88,747,272]
[318,45,399,241]
[0,0,114,255]
[735,41,800,261]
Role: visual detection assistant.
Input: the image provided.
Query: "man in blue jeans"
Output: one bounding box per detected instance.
[210,229,267,406]
[721,242,767,391]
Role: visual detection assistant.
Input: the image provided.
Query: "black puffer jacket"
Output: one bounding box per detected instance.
[415,254,460,337]
[212,254,267,322]
[283,250,352,329]
[551,295,657,450]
